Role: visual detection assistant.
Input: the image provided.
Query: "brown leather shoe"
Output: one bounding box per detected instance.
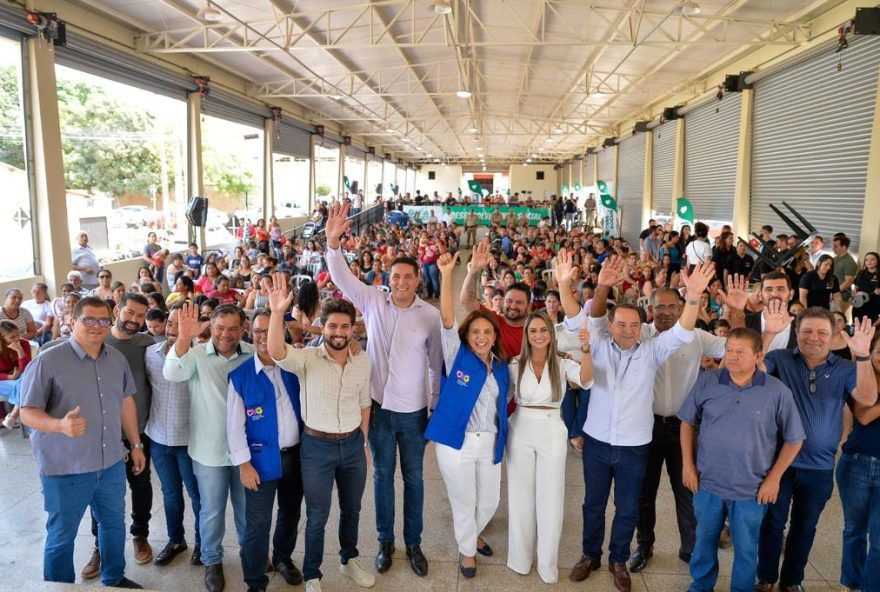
[609,562,632,592]
[569,554,601,581]
[132,537,153,565]
[753,583,774,592]
[81,549,100,580]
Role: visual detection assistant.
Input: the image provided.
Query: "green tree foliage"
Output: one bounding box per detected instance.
[315,184,331,197]
[0,66,25,170]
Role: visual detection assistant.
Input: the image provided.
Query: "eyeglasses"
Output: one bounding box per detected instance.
[252,329,268,336]
[98,274,111,279]
[79,317,113,328]
[808,370,817,394]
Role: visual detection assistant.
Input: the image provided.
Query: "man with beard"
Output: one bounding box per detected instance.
[747,271,798,352]
[324,202,442,578]
[82,293,156,579]
[628,277,749,574]
[462,239,530,358]
[266,279,374,592]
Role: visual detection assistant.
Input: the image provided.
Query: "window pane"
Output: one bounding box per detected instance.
[314,143,339,201]
[272,153,309,218]
[344,154,364,196]
[367,158,382,204]
[0,37,33,281]
[56,65,189,265]
[201,114,263,240]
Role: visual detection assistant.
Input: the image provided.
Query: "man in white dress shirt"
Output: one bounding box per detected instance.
[563,255,715,592]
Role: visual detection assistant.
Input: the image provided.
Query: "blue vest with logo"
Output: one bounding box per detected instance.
[425,344,510,464]
[228,359,303,482]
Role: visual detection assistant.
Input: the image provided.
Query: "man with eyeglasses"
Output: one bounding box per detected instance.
[18,296,145,589]
[754,305,878,592]
[227,311,304,592]
[81,293,158,579]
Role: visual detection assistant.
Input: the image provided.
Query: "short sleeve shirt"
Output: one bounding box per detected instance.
[799,271,840,309]
[0,307,34,335]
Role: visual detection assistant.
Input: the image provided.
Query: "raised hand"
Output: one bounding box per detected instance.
[268,272,294,314]
[578,320,590,345]
[681,260,716,298]
[842,315,875,358]
[554,249,576,287]
[596,255,626,287]
[59,406,86,438]
[763,298,792,335]
[470,239,490,270]
[324,202,352,249]
[437,252,459,276]
[722,273,750,312]
[177,302,209,344]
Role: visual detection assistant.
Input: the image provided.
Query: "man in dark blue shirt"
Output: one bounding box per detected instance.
[755,306,878,592]
[679,328,804,592]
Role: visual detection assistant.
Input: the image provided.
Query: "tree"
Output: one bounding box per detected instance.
[0,66,25,170]
[315,184,331,197]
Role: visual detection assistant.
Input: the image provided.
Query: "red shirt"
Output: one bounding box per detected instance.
[480,304,523,358]
[0,340,32,380]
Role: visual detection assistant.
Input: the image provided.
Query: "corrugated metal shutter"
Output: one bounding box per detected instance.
[584,153,596,187]
[201,89,269,129]
[347,145,366,159]
[597,147,615,189]
[651,121,676,214]
[750,35,880,253]
[684,93,742,224]
[273,122,310,158]
[617,133,646,245]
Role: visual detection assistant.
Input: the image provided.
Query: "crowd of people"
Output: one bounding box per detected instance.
[0,190,878,592]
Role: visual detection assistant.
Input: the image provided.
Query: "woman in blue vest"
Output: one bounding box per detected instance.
[426,251,510,579]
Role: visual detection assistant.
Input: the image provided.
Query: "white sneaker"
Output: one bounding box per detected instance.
[2,415,18,430]
[340,558,376,588]
[305,578,322,592]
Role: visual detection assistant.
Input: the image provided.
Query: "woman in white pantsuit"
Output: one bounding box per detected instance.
[425,252,511,579]
[507,309,593,583]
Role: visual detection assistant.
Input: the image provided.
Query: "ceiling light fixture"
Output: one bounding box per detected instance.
[329,94,343,100]
[554,126,564,134]
[539,147,546,151]
[401,138,409,143]
[428,0,453,15]
[196,1,224,22]
[386,128,395,134]
[468,126,479,133]
[545,137,553,143]
[456,89,472,99]
[673,0,701,15]
[526,158,532,163]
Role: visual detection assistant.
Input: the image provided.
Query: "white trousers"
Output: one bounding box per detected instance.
[506,407,568,583]
[435,432,501,557]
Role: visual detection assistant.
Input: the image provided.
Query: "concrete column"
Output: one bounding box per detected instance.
[642,131,654,230]
[337,143,346,198]
[26,36,70,295]
[186,92,206,251]
[732,88,754,240]
[671,117,685,219]
[857,64,880,255]
[308,134,316,211]
[263,117,274,219]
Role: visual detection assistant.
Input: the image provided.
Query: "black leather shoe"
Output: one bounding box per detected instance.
[273,558,303,585]
[154,541,188,566]
[459,558,476,578]
[476,541,493,557]
[205,563,225,592]
[628,547,653,573]
[112,578,144,589]
[678,551,692,564]
[375,542,394,573]
[406,545,428,577]
[191,544,203,566]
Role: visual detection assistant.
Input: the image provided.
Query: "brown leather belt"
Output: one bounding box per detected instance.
[303,426,359,440]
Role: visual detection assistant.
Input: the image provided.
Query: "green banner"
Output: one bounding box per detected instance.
[676,196,695,224]
[402,205,548,227]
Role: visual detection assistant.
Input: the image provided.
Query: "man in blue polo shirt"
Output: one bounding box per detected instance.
[679,327,804,592]
[755,306,878,592]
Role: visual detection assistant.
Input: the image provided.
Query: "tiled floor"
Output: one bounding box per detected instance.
[0,238,849,590]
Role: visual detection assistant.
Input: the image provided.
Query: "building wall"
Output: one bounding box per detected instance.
[415,165,463,197]
[508,164,557,199]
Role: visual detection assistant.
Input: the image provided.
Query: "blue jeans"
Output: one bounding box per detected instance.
[580,435,650,563]
[192,460,247,566]
[0,377,22,404]
[689,488,767,592]
[369,404,428,547]
[561,386,589,440]
[241,446,303,589]
[757,466,834,586]
[41,461,127,586]
[421,263,440,298]
[151,440,201,545]
[301,431,367,581]
[837,452,880,592]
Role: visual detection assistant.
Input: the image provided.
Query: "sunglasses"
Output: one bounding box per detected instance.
[808,370,817,394]
[79,317,113,328]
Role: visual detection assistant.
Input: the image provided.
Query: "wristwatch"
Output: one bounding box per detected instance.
[131,442,145,449]
[581,344,592,354]
[855,354,871,362]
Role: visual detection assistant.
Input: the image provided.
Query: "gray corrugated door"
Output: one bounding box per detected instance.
[584,153,596,187]
[750,35,880,253]
[273,122,311,158]
[201,89,269,128]
[597,147,615,189]
[617,133,647,245]
[684,93,742,224]
[651,121,677,215]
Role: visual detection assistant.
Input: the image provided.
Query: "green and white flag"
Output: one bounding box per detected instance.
[676,196,695,224]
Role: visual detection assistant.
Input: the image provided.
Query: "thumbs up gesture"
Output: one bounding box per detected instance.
[60,406,87,438]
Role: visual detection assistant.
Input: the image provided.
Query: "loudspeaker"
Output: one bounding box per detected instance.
[536,171,545,180]
[375,183,383,194]
[186,196,208,226]
[634,121,649,133]
[723,71,753,92]
[855,7,880,34]
[428,171,436,180]
[602,137,616,147]
[350,180,359,194]
[662,106,681,121]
